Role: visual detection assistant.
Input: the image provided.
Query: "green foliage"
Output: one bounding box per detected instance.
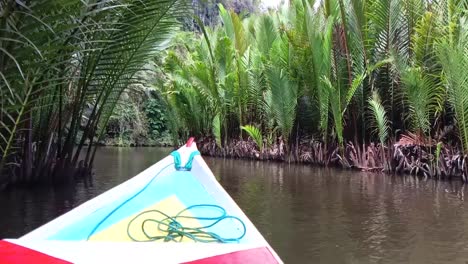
[144,98,168,138]
[108,99,147,140]
[241,125,263,152]
[0,0,189,181]
[256,15,278,58]
[401,67,443,135]
[266,66,298,144]
[153,0,468,157]
[368,92,390,146]
[438,17,468,152]
[322,77,345,148]
[213,114,222,148]
[303,3,334,139]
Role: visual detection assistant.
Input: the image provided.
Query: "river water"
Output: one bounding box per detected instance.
[2,147,468,263]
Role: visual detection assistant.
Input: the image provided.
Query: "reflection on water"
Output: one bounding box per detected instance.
[0,147,171,238]
[208,158,468,264]
[2,147,468,263]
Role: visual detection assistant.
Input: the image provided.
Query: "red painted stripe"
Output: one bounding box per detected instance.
[183,247,279,264]
[186,137,195,147]
[0,240,71,264]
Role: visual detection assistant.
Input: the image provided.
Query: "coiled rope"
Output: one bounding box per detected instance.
[126,204,246,243]
[86,151,246,243]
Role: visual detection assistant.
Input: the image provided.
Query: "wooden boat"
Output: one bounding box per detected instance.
[0,138,282,263]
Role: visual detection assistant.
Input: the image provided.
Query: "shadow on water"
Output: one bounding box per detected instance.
[2,147,468,263]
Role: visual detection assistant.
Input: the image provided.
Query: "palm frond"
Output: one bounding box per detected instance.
[241,125,263,152]
[412,11,439,71]
[0,0,121,173]
[438,18,468,152]
[231,12,248,56]
[322,76,344,147]
[368,91,390,145]
[85,0,191,161]
[401,67,443,134]
[213,114,222,148]
[368,0,407,59]
[218,4,234,40]
[265,65,298,143]
[304,3,334,137]
[255,15,278,58]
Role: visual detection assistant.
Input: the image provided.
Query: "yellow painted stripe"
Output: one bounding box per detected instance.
[89,195,200,242]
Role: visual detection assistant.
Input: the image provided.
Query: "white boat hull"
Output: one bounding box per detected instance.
[1,141,282,263]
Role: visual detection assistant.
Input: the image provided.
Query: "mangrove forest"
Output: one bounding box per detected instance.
[2,0,468,188]
[155,0,468,181]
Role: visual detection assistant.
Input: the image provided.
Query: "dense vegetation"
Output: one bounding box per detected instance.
[103,63,173,147]
[0,0,189,186]
[156,0,468,179]
[2,0,468,187]
[102,0,263,146]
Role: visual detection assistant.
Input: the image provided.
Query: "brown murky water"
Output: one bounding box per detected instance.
[2,147,468,263]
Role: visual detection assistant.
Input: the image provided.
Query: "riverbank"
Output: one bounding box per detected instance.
[100,134,173,147]
[96,134,467,181]
[195,137,467,182]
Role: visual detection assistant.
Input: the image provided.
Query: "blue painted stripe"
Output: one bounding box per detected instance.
[48,171,247,243]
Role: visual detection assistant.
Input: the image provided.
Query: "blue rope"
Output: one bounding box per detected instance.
[171,150,200,171]
[86,155,246,243]
[126,204,247,243]
[86,163,174,240]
